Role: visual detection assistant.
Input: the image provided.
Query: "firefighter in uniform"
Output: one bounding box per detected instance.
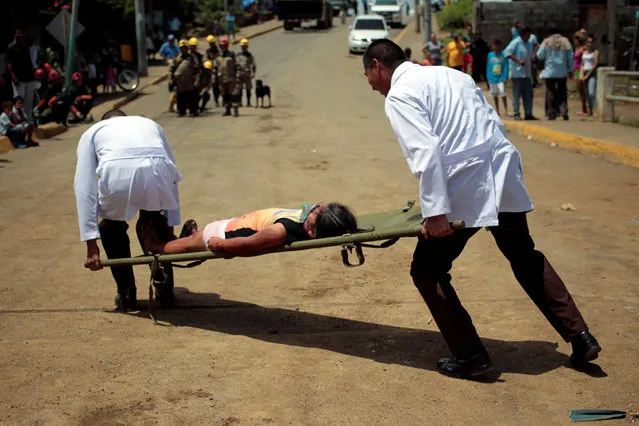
[170,39,199,117]
[214,38,240,117]
[167,39,187,112]
[236,38,257,107]
[198,60,214,113]
[205,35,222,107]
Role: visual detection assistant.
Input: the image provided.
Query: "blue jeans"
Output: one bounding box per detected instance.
[512,77,534,118]
[7,127,26,148]
[583,74,597,112]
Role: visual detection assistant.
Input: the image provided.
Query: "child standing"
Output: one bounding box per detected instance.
[0,101,28,149]
[486,39,509,116]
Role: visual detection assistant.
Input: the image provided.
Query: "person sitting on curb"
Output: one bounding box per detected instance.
[11,96,37,146]
[69,72,94,124]
[0,101,30,149]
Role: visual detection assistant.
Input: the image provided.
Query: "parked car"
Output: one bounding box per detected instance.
[348,14,389,54]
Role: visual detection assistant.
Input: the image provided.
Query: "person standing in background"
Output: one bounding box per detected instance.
[504,27,537,120]
[580,34,599,117]
[5,26,37,121]
[426,32,444,66]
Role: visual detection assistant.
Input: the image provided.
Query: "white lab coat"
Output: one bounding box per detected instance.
[385,62,533,228]
[74,116,182,242]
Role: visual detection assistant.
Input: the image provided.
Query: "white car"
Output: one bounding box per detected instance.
[348,15,390,54]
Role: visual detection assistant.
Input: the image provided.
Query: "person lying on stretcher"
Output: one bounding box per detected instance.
[142,203,358,255]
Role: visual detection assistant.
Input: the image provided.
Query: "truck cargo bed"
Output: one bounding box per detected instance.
[277,0,324,20]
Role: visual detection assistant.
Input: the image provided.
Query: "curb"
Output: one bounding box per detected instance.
[110,22,285,112]
[504,120,639,169]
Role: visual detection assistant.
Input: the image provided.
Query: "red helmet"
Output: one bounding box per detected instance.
[72,72,83,81]
[219,38,229,46]
[48,70,60,82]
[43,63,52,72]
[35,69,46,79]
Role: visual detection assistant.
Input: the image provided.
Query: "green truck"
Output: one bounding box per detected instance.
[277,0,334,30]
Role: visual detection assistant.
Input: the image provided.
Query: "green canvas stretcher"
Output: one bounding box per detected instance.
[101,201,465,269]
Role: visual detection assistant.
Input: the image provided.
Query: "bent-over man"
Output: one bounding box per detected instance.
[362,39,601,379]
[74,110,183,310]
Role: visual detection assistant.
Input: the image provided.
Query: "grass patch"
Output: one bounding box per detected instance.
[436,0,471,30]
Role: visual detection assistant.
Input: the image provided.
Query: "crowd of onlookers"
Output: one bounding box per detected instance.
[405,22,603,121]
[0,26,99,149]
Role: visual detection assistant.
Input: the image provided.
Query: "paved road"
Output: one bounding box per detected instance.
[0,17,638,426]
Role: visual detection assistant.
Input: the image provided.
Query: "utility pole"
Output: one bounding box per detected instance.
[135,0,148,76]
[607,0,616,68]
[423,0,431,45]
[64,0,81,90]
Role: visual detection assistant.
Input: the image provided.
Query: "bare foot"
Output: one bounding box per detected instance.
[576,111,588,117]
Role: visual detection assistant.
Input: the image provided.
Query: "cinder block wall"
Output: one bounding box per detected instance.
[476,0,580,45]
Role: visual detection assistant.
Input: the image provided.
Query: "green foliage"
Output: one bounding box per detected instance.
[436,0,471,30]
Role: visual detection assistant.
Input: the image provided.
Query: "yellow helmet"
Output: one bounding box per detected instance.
[203,60,213,70]
[240,38,249,46]
[178,39,188,47]
[206,34,216,43]
[188,37,199,46]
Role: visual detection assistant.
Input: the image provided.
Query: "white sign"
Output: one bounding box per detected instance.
[46,9,85,51]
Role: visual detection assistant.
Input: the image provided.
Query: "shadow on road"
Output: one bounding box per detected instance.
[132,287,607,382]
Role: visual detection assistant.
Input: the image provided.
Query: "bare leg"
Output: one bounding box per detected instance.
[492,96,500,115]
[145,229,208,254]
[502,96,509,116]
[26,124,34,142]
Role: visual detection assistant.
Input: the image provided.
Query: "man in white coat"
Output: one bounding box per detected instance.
[362,39,601,379]
[74,109,183,310]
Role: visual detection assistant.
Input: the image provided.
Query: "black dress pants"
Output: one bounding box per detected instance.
[409,212,588,356]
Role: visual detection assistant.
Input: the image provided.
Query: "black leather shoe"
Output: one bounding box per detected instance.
[524,115,539,121]
[436,349,494,379]
[114,293,138,311]
[570,330,601,366]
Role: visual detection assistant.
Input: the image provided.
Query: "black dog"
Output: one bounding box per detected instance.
[255,79,272,108]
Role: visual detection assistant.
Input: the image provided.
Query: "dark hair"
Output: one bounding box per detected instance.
[404,47,412,59]
[13,96,24,103]
[587,33,595,40]
[519,27,532,36]
[314,203,358,238]
[363,39,406,70]
[101,109,127,120]
[493,38,502,45]
[2,101,13,110]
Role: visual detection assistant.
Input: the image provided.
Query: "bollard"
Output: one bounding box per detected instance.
[596,66,615,122]
[415,4,421,33]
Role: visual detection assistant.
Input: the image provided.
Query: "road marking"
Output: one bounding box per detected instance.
[393,20,414,44]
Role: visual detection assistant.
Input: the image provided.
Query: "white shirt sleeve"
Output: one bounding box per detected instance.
[385,93,451,219]
[157,123,181,227]
[74,129,100,241]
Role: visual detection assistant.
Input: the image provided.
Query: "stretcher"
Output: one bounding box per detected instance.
[100,201,465,323]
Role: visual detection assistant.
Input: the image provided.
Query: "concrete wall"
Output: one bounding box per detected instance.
[476,0,639,68]
[476,0,580,45]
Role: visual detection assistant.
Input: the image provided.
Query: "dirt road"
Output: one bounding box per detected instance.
[0,18,638,426]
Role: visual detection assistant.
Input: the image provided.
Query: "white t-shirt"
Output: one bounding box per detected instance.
[0,112,12,136]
